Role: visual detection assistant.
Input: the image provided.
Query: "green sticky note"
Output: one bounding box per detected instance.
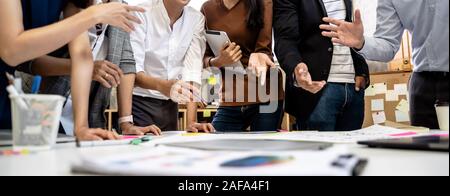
[203,110,211,118]
[208,77,217,85]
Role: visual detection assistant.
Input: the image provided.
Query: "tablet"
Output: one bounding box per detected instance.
[205,30,247,75]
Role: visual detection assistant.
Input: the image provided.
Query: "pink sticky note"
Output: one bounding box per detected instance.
[389,132,417,137]
[122,135,141,140]
[432,133,449,137]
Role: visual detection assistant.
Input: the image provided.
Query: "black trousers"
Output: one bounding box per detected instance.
[132,95,178,131]
[409,72,449,129]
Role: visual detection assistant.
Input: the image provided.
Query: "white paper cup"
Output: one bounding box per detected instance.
[10,94,66,151]
[435,103,449,131]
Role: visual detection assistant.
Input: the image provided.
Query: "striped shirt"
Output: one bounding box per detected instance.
[323,0,355,83]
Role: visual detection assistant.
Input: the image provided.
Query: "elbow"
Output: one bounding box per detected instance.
[0,48,23,67]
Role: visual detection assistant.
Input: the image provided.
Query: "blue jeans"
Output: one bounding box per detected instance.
[212,101,284,132]
[296,83,365,131]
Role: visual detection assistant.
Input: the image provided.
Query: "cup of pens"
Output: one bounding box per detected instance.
[10,94,66,151]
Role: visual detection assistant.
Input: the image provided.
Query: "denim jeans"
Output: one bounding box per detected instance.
[296,83,365,131]
[212,101,284,132]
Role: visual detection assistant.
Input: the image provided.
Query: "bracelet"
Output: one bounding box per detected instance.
[208,57,215,67]
[118,115,134,125]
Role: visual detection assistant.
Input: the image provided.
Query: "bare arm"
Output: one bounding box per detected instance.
[0,0,144,66]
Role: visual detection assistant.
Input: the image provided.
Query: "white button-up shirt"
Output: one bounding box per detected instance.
[131,0,206,100]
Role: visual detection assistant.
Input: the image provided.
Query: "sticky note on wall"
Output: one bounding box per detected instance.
[365,85,376,97]
[372,111,387,124]
[371,99,385,111]
[395,110,410,122]
[386,90,399,101]
[374,83,387,95]
[394,84,408,95]
[396,99,410,113]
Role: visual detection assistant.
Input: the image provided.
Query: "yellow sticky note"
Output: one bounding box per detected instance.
[365,85,376,97]
[203,110,212,118]
[208,77,217,85]
[396,99,410,113]
[182,133,208,137]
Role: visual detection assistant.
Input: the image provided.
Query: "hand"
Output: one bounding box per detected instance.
[92,60,124,88]
[87,2,146,33]
[248,53,276,86]
[158,80,203,104]
[187,123,215,133]
[75,127,121,141]
[320,9,365,49]
[120,122,162,136]
[212,42,243,67]
[294,63,326,94]
[355,76,367,92]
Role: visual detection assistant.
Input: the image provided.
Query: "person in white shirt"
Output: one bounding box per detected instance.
[130,0,215,132]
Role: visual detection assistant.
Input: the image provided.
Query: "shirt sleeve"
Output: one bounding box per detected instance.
[358,0,405,62]
[129,11,148,74]
[182,15,206,85]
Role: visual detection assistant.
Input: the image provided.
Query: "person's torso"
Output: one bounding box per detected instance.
[133,0,203,100]
[391,0,449,72]
[1,0,67,129]
[322,0,355,83]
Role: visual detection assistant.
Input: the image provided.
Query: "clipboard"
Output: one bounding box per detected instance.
[205,30,247,75]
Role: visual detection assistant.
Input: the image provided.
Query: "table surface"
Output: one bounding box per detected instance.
[0,131,448,176]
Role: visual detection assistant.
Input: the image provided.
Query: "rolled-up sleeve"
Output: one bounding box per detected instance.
[130,12,147,74]
[182,15,206,85]
[359,0,404,62]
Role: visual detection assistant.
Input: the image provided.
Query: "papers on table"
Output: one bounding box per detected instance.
[73,146,364,176]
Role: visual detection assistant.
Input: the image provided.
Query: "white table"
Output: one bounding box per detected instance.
[0,132,448,176]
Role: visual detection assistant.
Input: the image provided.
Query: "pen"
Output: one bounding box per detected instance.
[31,75,42,94]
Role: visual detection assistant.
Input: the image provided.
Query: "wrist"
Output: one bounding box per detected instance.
[85,6,102,25]
[355,37,365,51]
[211,57,222,67]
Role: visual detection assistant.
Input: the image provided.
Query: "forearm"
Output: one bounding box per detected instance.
[135,72,167,92]
[0,6,99,66]
[117,74,135,118]
[30,56,71,76]
[69,33,94,131]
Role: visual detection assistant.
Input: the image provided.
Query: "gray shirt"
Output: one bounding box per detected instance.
[359,0,449,73]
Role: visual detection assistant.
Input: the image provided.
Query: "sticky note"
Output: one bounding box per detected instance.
[365,85,376,97]
[371,99,385,111]
[395,110,410,122]
[389,132,417,137]
[372,112,386,124]
[396,99,410,113]
[394,84,408,95]
[386,90,399,101]
[203,110,211,118]
[374,83,387,95]
[182,133,208,137]
[208,77,217,85]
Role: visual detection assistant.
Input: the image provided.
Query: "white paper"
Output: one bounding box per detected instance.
[74,146,358,176]
[365,85,376,97]
[374,83,387,95]
[395,110,410,123]
[372,111,386,124]
[371,99,385,111]
[386,90,399,101]
[394,84,408,96]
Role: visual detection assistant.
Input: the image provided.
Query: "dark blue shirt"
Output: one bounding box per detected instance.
[0,0,67,129]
